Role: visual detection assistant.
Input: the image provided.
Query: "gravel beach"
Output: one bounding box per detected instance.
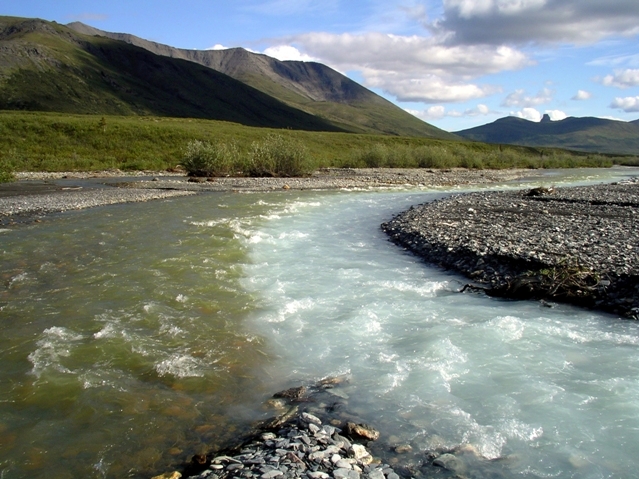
[382,177,639,318]
[0,168,530,226]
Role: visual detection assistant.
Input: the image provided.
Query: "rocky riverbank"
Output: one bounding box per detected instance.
[0,168,531,226]
[382,177,639,318]
[154,378,500,479]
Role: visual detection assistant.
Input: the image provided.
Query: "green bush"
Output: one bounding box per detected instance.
[0,162,14,183]
[247,134,313,177]
[182,140,239,177]
[0,152,16,183]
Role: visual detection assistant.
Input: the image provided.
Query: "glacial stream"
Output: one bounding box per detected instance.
[1,168,639,479]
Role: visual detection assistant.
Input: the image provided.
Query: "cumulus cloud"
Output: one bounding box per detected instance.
[407,106,447,120]
[610,96,639,112]
[546,109,567,120]
[278,32,528,103]
[601,69,639,88]
[464,103,492,116]
[407,103,493,120]
[513,108,542,121]
[512,108,565,121]
[502,88,553,107]
[434,0,639,45]
[263,45,317,62]
[572,90,592,100]
[366,74,499,103]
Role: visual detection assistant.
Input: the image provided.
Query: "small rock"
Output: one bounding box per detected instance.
[302,412,322,425]
[433,453,467,474]
[261,470,283,479]
[393,444,412,454]
[151,472,181,479]
[345,423,380,441]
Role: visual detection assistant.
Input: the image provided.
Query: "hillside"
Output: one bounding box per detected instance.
[0,16,344,131]
[67,21,457,139]
[454,114,639,155]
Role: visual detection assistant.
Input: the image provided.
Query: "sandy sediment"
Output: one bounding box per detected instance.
[382,178,639,318]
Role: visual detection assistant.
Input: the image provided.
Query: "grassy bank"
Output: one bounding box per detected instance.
[0,111,632,179]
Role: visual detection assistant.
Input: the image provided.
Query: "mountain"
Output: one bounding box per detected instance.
[67,21,457,139]
[0,16,351,131]
[454,114,639,155]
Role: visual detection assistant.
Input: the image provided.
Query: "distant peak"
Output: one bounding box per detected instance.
[540,113,552,123]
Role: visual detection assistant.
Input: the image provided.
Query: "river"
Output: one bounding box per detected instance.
[1,168,638,478]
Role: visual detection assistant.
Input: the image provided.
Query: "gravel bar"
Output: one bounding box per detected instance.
[119,168,531,192]
[0,168,531,226]
[382,177,639,318]
[0,188,195,225]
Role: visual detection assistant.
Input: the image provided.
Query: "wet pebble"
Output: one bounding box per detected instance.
[189,413,399,479]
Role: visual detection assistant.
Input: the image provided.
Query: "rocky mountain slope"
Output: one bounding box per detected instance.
[0,16,347,131]
[67,21,456,139]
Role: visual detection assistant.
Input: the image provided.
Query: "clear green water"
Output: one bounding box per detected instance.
[0,194,281,478]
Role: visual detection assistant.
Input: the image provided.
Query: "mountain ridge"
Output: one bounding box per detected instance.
[0,16,345,131]
[66,21,456,139]
[454,115,639,155]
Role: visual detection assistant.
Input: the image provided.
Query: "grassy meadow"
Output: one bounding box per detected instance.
[0,111,635,181]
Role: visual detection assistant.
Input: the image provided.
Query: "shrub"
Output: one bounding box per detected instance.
[182,140,239,177]
[0,152,16,183]
[247,134,313,177]
[0,162,14,183]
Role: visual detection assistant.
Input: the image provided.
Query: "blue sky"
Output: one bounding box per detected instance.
[5,1,639,132]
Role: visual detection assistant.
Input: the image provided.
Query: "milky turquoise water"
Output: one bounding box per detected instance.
[1,168,638,478]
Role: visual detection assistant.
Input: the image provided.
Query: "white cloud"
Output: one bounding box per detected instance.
[407,103,493,120]
[290,33,530,78]
[207,44,229,51]
[275,32,528,103]
[601,69,639,88]
[435,0,639,45]
[513,108,542,121]
[610,96,639,113]
[545,109,567,120]
[572,90,592,100]
[464,103,492,116]
[366,74,499,103]
[502,88,553,107]
[445,0,547,18]
[263,45,317,62]
[407,105,447,120]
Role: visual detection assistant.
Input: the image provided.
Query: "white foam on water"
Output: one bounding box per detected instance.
[28,326,84,377]
[488,315,526,342]
[264,298,316,324]
[155,353,204,378]
[235,187,639,476]
[93,322,122,339]
[189,218,229,227]
[7,271,29,287]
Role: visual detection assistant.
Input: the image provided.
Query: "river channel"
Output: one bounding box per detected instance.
[1,168,638,478]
